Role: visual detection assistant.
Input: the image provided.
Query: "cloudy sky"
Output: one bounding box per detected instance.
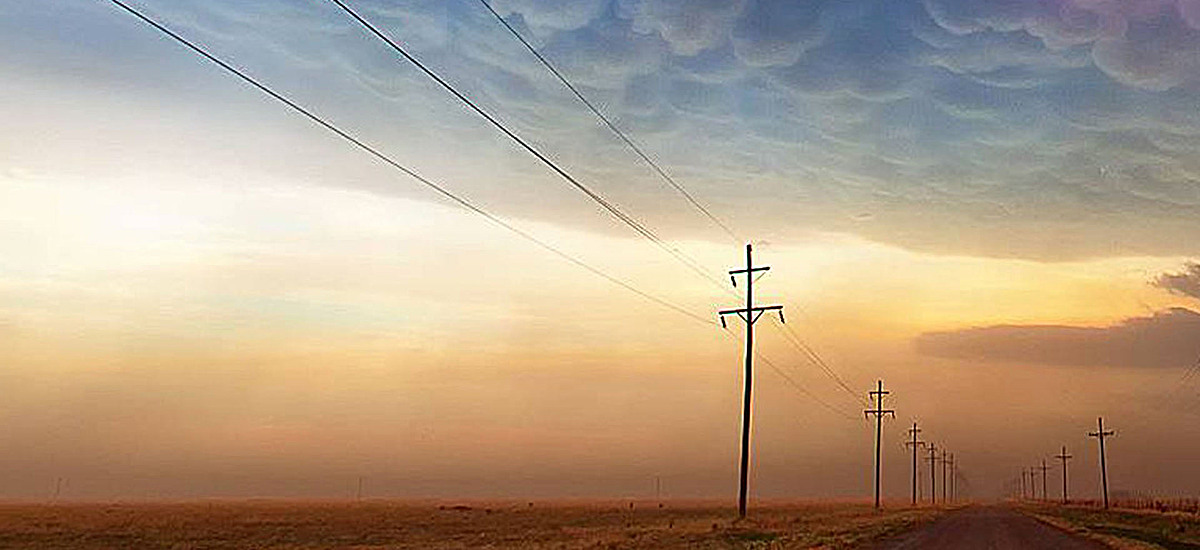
[3,0,1200,501]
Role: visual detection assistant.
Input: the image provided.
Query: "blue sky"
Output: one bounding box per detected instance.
[7,0,1200,260]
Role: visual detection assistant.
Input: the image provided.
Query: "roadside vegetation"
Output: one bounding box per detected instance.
[1022,502,1200,550]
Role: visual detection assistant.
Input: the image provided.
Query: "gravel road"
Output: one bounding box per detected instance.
[869,505,1107,549]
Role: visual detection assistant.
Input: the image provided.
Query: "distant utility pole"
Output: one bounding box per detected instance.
[940,449,948,504]
[1037,460,1051,502]
[948,453,956,503]
[865,380,896,510]
[927,444,937,504]
[1019,469,1026,500]
[1088,417,1115,509]
[718,243,784,519]
[1056,446,1072,504]
[905,423,925,506]
[357,476,363,501]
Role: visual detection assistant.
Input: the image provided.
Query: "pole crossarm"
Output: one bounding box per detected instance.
[718,305,784,327]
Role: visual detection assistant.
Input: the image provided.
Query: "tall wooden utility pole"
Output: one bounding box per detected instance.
[905,423,924,506]
[1037,460,1051,502]
[1056,446,1072,504]
[718,243,784,519]
[865,380,896,510]
[927,444,937,504]
[1088,417,1115,509]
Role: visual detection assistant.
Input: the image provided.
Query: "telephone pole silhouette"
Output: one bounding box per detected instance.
[939,449,948,504]
[1019,469,1027,500]
[718,243,784,519]
[927,444,937,504]
[865,380,896,510]
[1056,446,1072,504]
[1037,460,1051,502]
[905,423,925,506]
[1088,417,1115,509]
[948,453,956,503]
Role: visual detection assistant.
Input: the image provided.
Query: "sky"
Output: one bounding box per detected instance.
[2,0,1200,502]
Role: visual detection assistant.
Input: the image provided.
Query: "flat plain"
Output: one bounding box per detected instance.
[0,500,943,549]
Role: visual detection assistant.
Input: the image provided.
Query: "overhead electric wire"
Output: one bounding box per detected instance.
[469,0,867,405]
[107,0,871,429]
[103,0,713,328]
[473,0,740,244]
[757,351,860,422]
[325,0,732,295]
[770,317,867,407]
[328,1,876,414]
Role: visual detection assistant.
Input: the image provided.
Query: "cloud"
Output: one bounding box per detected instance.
[914,308,1200,368]
[1154,262,1200,299]
[12,0,1200,261]
[622,0,747,56]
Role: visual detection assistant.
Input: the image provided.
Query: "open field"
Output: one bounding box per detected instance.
[0,500,944,549]
[1022,502,1200,549]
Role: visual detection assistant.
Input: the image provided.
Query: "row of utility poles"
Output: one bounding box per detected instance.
[905,421,961,507]
[720,245,963,517]
[1015,417,1115,508]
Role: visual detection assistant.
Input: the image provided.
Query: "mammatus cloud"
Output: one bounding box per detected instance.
[914,308,1200,368]
[1154,262,1200,299]
[9,0,1200,260]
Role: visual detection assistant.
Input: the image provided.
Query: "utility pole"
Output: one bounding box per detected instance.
[1088,417,1115,509]
[948,453,956,503]
[1019,469,1026,500]
[357,476,363,501]
[865,380,896,510]
[1037,460,1051,502]
[940,449,947,504]
[927,444,937,504]
[905,423,925,506]
[718,243,784,519]
[1056,446,1072,504]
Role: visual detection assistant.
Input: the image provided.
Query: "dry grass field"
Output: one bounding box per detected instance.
[0,500,944,549]
[1023,502,1200,549]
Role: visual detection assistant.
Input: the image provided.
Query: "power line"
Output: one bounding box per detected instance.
[756,350,858,421]
[334,0,876,420]
[328,0,876,418]
[107,0,869,429]
[325,0,731,294]
[102,0,713,328]
[473,0,740,244]
[770,317,866,406]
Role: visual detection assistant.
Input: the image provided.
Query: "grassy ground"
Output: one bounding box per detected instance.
[0,500,945,549]
[1022,502,1200,550]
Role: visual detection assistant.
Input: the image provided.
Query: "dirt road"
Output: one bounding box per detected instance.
[869,505,1106,549]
